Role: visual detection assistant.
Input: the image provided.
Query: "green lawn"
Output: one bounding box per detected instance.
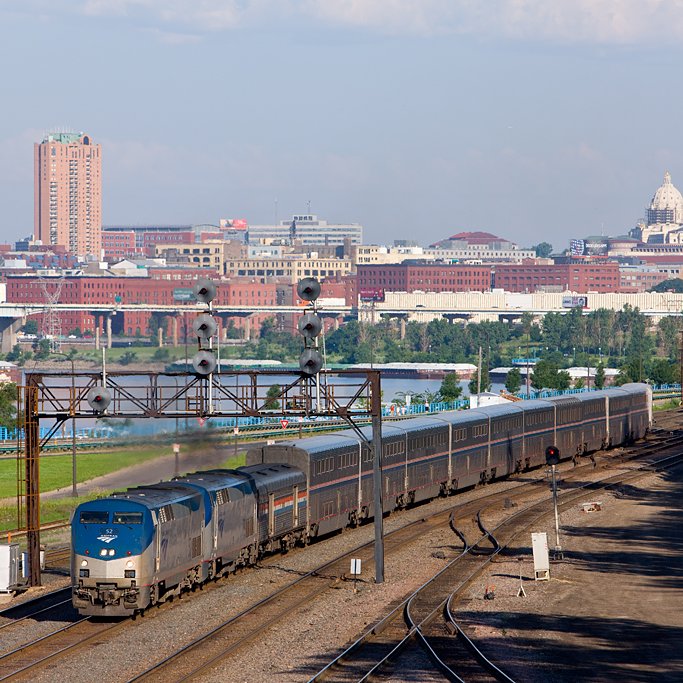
[0,492,111,534]
[0,445,167,500]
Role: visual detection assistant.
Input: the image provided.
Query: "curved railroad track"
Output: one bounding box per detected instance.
[308,442,683,682]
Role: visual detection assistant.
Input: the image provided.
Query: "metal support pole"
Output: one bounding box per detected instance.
[370,370,384,583]
[25,381,41,586]
[71,359,77,497]
[551,464,562,558]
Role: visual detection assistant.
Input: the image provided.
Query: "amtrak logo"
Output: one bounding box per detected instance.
[97,528,117,543]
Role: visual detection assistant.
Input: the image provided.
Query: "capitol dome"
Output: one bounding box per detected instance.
[647,171,683,225]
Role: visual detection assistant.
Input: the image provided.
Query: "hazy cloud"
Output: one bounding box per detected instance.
[4,0,683,43]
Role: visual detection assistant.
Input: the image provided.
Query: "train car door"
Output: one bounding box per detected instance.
[268,493,275,536]
[293,486,299,527]
[356,442,362,513]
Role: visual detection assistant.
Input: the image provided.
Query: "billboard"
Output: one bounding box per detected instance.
[173,288,194,301]
[569,239,585,256]
[562,295,588,309]
[220,218,248,230]
[359,287,385,303]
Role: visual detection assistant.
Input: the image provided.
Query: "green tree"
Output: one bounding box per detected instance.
[21,320,38,335]
[33,338,51,360]
[594,363,606,389]
[533,242,553,258]
[152,347,170,361]
[555,370,571,390]
[5,344,22,363]
[531,359,561,390]
[650,278,683,293]
[119,351,138,366]
[468,366,491,395]
[574,376,585,389]
[649,358,678,386]
[265,384,281,409]
[0,382,17,430]
[439,373,463,402]
[505,368,522,394]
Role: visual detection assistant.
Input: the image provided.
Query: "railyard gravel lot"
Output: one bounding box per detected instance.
[6,435,683,682]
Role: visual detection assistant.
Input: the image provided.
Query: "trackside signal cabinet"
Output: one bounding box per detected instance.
[532,532,550,581]
[0,543,20,592]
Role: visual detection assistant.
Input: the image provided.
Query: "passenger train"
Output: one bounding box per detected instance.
[71,383,651,615]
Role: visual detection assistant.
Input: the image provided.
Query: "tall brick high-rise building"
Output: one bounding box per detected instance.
[34,132,102,257]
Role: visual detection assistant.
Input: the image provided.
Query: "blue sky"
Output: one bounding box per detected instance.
[2,1,683,250]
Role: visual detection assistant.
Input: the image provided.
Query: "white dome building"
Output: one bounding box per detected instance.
[635,171,683,244]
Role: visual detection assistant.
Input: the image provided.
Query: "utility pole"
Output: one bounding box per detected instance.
[477,345,482,403]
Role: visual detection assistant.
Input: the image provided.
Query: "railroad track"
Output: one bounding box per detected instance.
[0,615,129,681]
[308,443,683,682]
[0,587,72,629]
[3,423,682,682]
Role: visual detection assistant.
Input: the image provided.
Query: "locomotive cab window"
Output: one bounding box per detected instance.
[113,512,142,525]
[80,511,109,524]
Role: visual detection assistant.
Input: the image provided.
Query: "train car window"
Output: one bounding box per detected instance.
[113,512,143,524]
[80,510,109,524]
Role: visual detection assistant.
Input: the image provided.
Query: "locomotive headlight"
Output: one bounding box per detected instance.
[126,560,134,568]
[108,549,115,556]
[80,560,88,567]
[99,549,108,557]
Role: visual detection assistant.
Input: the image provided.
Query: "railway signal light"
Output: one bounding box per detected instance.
[545,445,560,466]
[86,386,111,413]
[296,278,323,376]
[192,279,217,304]
[191,278,218,377]
[299,348,323,375]
[192,314,217,340]
[297,277,321,303]
[192,350,217,375]
[298,313,322,340]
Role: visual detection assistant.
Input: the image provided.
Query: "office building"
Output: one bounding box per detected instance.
[247,214,363,246]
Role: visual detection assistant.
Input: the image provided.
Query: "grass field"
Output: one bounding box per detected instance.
[0,446,168,500]
[0,447,248,534]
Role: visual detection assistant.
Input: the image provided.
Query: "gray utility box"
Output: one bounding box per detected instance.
[0,544,20,592]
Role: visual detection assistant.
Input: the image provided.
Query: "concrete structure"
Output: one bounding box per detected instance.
[365,290,683,324]
[247,214,363,246]
[34,132,102,257]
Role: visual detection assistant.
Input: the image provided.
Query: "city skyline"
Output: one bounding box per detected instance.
[2,2,683,249]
